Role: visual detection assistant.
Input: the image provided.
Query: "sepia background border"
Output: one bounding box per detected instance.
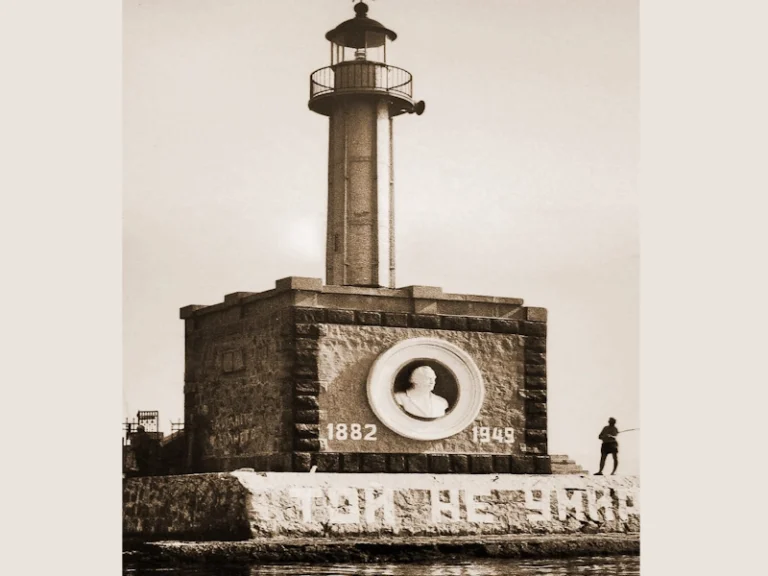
[2,1,768,575]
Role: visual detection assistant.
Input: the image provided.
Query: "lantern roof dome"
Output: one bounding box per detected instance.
[325,2,397,48]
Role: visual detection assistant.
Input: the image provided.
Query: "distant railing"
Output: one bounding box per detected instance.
[310,63,413,100]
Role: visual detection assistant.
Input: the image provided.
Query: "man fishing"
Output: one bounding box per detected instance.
[595,417,619,475]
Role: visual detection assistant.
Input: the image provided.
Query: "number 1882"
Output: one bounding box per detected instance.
[326,423,377,441]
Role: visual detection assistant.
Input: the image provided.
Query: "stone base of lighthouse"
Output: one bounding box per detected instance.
[181,277,551,475]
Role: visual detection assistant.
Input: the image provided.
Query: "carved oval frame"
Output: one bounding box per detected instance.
[366,337,485,441]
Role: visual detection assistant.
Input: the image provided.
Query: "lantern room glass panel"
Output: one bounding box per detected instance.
[330,31,388,65]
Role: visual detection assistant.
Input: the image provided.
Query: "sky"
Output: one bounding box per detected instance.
[124,0,638,474]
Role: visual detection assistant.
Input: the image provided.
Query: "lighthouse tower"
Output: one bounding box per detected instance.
[309,2,424,289]
[179,2,550,478]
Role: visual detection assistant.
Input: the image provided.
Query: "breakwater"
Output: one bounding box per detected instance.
[124,472,639,541]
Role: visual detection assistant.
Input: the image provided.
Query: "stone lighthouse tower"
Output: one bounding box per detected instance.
[309,2,425,288]
[180,2,550,476]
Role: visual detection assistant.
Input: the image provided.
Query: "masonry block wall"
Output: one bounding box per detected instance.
[317,324,525,455]
[181,277,549,474]
[182,295,295,470]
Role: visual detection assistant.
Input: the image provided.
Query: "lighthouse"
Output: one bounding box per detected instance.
[309,2,425,289]
[126,3,644,552]
[178,2,550,480]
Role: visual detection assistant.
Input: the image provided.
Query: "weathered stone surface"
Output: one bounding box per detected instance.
[125,473,640,540]
[341,453,361,473]
[361,454,387,473]
[294,364,319,379]
[180,304,207,319]
[295,338,319,352]
[523,321,547,336]
[326,309,356,324]
[294,410,321,424]
[275,277,324,292]
[525,376,547,389]
[294,424,320,438]
[123,474,251,540]
[408,314,440,329]
[317,325,527,455]
[526,365,547,376]
[295,308,327,323]
[523,390,547,402]
[294,381,321,396]
[182,291,547,473]
[527,337,547,352]
[295,323,320,338]
[533,456,552,474]
[293,452,312,472]
[509,456,536,474]
[406,286,444,299]
[450,454,470,473]
[470,454,493,473]
[314,453,340,472]
[268,453,292,472]
[525,307,548,322]
[490,319,520,334]
[440,316,468,331]
[252,454,269,471]
[294,350,318,367]
[406,454,428,473]
[428,454,451,473]
[295,438,321,452]
[356,311,382,325]
[387,454,406,472]
[550,455,589,475]
[525,350,546,365]
[183,308,294,467]
[525,443,548,455]
[293,395,320,410]
[526,402,547,415]
[295,395,319,410]
[467,317,492,332]
[526,430,548,442]
[492,455,511,473]
[526,416,547,430]
[412,300,438,315]
[196,451,563,476]
[382,312,409,327]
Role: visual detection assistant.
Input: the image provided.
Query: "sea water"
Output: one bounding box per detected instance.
[124,555,639,575]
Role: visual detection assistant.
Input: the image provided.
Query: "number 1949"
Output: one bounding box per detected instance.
[472,426,515,444]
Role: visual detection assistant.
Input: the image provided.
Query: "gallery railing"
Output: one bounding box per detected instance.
[310,63,413,100]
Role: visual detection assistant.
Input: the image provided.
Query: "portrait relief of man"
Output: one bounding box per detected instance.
[393,365,450,419]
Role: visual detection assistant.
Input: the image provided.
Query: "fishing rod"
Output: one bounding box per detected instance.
[618,428,639,434]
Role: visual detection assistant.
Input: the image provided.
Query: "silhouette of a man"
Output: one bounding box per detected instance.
[595,417,619,475]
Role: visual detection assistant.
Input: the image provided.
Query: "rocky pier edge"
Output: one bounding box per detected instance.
[123,533,639,566]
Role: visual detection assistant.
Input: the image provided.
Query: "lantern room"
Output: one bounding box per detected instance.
[326,1,395,65]
[309,2,424,118]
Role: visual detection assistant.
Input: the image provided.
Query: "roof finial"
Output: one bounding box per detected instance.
[353,2,369,18]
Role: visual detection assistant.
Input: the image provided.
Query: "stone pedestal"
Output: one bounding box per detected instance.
[181,277,549,474]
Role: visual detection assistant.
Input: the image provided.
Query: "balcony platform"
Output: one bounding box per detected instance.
[309,61,415,116]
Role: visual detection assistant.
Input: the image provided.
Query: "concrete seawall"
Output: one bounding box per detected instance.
[124,472,639,541]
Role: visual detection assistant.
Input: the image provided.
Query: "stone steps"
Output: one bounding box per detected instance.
[549,454,589,475]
